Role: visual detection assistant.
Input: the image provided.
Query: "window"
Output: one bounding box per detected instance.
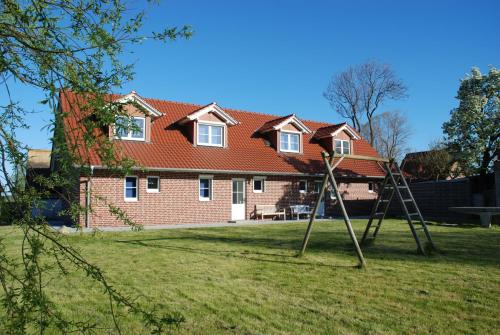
[280,132,300,152]
[328,185,337,200]
[124,176,138,201]
[147,176,160,193]
[197,123,223,147]
[299,180,307,193]
[199,175,213,201]
[115,116,145,141]
[335,139,350,155]
[314,180,323,194]
[368,182,374,193]
[253,177,265,193]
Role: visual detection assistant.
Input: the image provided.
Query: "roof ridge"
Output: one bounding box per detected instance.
[128,93,333,124]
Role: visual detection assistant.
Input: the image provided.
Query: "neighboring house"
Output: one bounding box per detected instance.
[56,90,386,227]
[27,149,52,190]
[401,150,461,182]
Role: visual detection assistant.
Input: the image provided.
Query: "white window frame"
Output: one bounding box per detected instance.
[199,175,213,201]
[146,176,160,193]
[253,177,266,193]
[368,182,374,193]
[197,122,224,147]
[299,179,307,193]
[335,139,351,155]
[280,131,300,153]
[124,176,138,202]
[114,116,146,141]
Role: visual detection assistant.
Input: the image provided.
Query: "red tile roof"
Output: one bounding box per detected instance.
[60,91,385,177]
[257,114,294,133]
[313,123,346,139]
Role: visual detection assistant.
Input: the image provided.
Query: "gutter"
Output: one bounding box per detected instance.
[85,165,385,179]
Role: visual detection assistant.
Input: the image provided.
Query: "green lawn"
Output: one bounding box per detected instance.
[2,220,500,334]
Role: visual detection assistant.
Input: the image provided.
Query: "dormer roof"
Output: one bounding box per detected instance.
[178,102,238,126]
[115,91,163,117]
[314,123,361,140]
[258,114,312,134]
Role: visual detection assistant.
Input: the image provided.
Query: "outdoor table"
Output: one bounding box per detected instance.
[289,205,310,220]
[448,207,500,228]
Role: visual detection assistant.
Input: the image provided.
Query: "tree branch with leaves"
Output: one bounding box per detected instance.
[0,1,192,333]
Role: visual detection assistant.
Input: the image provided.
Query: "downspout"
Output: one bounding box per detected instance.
[85,165,94,228]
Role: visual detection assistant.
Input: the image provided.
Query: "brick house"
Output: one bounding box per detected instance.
[57,91,385,227]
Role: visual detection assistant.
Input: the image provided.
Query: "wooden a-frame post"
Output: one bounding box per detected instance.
[299,151,366,268]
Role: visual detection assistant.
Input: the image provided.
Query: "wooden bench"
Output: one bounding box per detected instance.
[255,205,286,220]
[449,207,500,228]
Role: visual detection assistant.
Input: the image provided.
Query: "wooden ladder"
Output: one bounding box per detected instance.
[360,161,436,255]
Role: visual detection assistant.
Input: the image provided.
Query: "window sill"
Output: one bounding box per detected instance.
[199,198,211,202]
[253,190,263,193]
[197,143,223,148]
[124,198,138,202]
[147,189,159,193]
[115,137,146,142]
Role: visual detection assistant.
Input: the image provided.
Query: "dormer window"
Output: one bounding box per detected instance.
[178,102,238,148]
[112,91,163,143]
[335,139,350,155]
[280,132,300,152]
[198,123,223,147]
[258,114,311,154]
[115,116,145,141]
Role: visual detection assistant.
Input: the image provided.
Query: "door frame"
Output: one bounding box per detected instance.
[231,178,246,220]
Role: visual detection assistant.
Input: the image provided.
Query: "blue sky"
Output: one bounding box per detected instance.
[15,0,500,152]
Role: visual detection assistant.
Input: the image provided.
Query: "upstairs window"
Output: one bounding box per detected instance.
[335,139,350,155]
[280,132,300,152]
[198,123,223,147]
[115,116,145,141]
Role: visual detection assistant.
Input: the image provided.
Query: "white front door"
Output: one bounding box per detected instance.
[231,179,245,220]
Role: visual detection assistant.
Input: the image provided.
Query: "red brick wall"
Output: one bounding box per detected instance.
[81,171,377,227]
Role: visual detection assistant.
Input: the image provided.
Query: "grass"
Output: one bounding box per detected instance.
[1,219,500,334]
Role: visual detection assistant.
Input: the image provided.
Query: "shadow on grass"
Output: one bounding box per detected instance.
[115,239,359,268]
[114,223,500,267]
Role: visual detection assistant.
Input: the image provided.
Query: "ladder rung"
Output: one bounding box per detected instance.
[403,199,413,202]
[408,212,419,216]
[392,173,401,176]
[380,199,390,202]
[374,212,385,217]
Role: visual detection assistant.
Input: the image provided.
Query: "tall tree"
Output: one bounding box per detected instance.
[443,67,499,177]
[324,60,407,144]
[361,110,411,161]
[323,67,362,131]
[0,1,191,333]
